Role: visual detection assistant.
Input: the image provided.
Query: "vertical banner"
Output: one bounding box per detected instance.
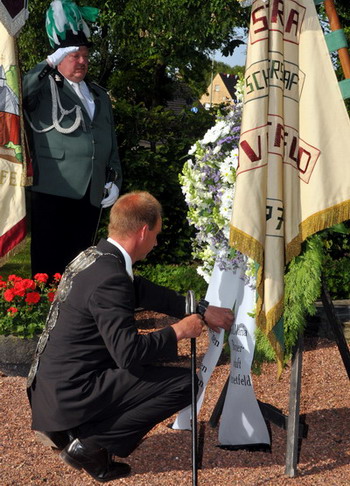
[173,262,269,447]
[0,20,27,265]
[230,0,350,371]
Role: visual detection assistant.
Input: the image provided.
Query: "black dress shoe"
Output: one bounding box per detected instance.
[60,438,131,483]
[34,430,75,450]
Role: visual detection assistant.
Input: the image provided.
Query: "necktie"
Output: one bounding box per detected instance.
[72,82,95,119]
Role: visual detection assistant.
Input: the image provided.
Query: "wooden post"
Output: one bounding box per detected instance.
[324,0,350,78]
[285,335,304,477]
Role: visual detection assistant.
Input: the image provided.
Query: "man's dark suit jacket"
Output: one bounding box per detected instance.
[28,239,186,431]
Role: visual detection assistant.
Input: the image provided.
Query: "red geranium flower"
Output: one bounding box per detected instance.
[0,281,7,289]
[8,274,22,282]
[34,273,49,284]
[13,279,36,296]
[25,292,41,304]
[4,289,15,302]
[7,307,18,314]
[47,291,56,302]
[53,273,62,282]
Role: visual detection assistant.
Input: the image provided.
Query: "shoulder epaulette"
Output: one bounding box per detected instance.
[38,63,54,80]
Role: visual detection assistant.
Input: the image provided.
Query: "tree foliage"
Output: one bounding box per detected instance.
[18,0,248,264]
[18,0,249,100]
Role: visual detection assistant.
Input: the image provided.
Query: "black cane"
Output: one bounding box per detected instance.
[92,202,106,246]
[92,167,116,246]
[186,290,198,486]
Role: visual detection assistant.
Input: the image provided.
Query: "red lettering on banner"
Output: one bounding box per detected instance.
[238,115,320,183]
[289,136,298,163]
[286,9,300,36]
[297,147,312,174]
[240,137,262,163]
[252,5,268,33]
[274,123,285,148]
[250,0,306,45]
[271,0,284,25]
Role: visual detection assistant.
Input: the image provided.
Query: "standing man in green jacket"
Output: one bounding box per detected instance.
[23,0,121,277]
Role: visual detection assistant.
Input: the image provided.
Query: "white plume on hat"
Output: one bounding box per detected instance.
[45,0,99,48]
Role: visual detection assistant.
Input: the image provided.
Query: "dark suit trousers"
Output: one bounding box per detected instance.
[30,189,100,277]
[76,366,194,457]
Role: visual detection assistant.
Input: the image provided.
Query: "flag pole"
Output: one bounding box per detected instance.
[324,0,350,78]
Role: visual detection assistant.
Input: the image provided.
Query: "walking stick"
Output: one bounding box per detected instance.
[185,290,198,486]
[92,167,116,246]
[92,203,106,246]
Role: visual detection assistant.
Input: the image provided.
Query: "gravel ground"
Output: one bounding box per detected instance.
[0,312,349,486]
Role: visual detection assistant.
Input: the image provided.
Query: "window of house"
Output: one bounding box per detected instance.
[215,84,220,92]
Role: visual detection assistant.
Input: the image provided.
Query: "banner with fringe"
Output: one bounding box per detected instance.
[0,21,29,266]
[230,0,350,372]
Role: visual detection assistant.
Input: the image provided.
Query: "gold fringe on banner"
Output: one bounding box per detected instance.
[0,238,27,269]
[259,299,285,376]
[231,198,350,375]
[286,199,350,264]
[229,226,263,265]
[230,225,285,373]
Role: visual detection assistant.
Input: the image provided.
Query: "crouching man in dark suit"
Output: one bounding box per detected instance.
[27,191,234,483]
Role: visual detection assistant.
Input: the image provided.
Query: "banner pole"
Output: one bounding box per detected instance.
[324,0,350,78]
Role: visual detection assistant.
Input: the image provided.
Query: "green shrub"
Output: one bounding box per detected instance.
[323,255,350,299]
[320,222,350,299]
[135,263,207,300]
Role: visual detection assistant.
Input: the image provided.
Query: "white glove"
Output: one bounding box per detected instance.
[101,182,119,208]
[47,46,79,68]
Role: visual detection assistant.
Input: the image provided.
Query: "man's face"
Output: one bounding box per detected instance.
[139,217,162,261]
[58,46,89,83]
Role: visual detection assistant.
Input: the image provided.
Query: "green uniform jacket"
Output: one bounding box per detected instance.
[23,61,122,207]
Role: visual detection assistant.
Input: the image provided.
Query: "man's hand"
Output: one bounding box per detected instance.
[171,314,204,341]
[47,46,79,68]
[101,182,119,208]
[203,306,234,333]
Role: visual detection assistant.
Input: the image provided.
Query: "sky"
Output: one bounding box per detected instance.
[214,41,247,67]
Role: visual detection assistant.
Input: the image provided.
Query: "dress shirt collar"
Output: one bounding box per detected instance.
[107,237,133,280]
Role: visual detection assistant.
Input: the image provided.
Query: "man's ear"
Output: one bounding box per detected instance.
[139,224,148,241]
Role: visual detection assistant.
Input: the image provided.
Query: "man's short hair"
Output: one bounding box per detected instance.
[108,191,162,237]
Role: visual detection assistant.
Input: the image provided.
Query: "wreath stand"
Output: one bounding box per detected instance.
[208,280,350,477]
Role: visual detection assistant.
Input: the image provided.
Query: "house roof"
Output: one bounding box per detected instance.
[218,73,238,102]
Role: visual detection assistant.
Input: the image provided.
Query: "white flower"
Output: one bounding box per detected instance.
[188,144,197,155]
[180,97,255,286]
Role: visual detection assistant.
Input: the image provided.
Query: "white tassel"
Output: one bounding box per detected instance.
[68,21,78,35]
[82,21,91,39]
[51,0,67,34]
[52,30,61,46]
